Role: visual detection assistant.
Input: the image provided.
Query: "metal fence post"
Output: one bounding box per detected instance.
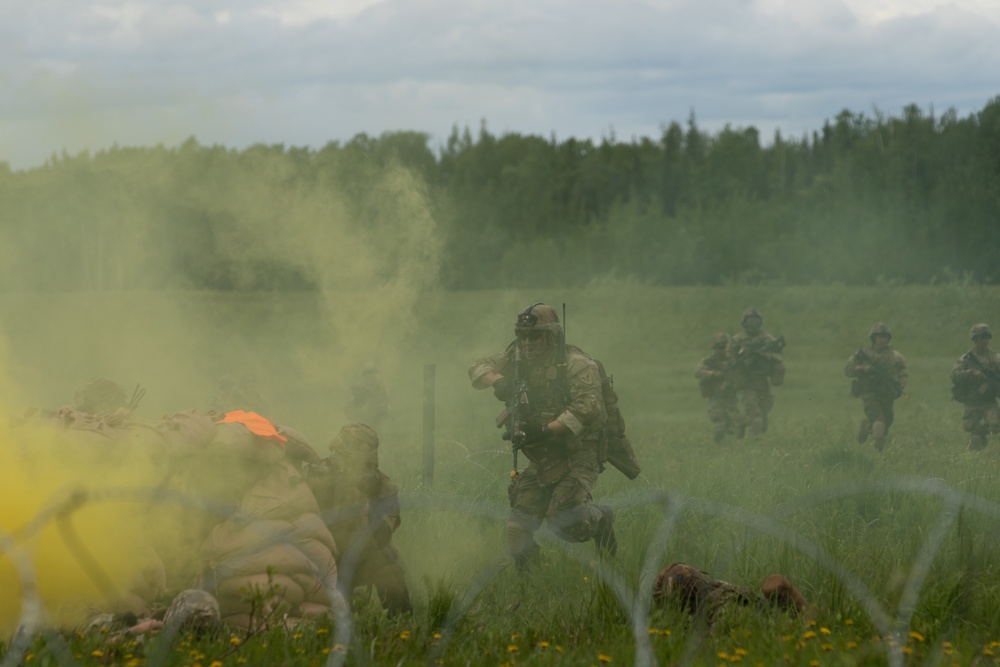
[422,364,435,487]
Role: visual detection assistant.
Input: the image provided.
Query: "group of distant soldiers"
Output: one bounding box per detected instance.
[695,310,1000,452]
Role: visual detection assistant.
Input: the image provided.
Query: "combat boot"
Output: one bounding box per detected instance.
[968,434,987,451]
[593,504,618,557]
[856,418,869,444]
[760,574,809,614]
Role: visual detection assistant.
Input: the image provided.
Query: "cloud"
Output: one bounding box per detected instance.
[1,0,998,168]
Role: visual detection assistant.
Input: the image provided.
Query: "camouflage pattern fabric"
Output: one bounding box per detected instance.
[307,425,411,615]
[951,346,1000,448]
[470,343,608,566]
[845,344,908,447]
[727,330,784,436]
[695,348,738,442]
[652,563,809,631]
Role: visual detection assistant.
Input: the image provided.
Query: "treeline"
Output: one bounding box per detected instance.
[2,97,999,292]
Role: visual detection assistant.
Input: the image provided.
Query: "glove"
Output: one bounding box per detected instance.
[492,376,512,402]
[522,420,551,445]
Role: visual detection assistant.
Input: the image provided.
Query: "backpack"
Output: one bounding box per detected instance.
[568,346,641,480]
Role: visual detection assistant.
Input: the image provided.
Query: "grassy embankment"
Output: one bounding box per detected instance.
[3,284,1000,665]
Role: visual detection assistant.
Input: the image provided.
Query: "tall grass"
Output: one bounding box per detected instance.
[3,284,1000,665]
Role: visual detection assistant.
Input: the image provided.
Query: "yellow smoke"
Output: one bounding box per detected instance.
[0,363,174,634]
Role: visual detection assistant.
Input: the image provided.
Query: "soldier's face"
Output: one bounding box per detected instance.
[873,334,890,351]
[974,334,990,352]
[518,330,549,360]
[743,317,762,333]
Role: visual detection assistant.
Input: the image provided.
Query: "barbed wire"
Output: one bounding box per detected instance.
[2,473,1000,667]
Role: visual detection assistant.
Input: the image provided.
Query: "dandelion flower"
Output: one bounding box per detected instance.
[508,644,519,653]
[802,631,817,640]
[598,654,611,663]
[909,631,925,642]
[400,630,411,640]
[820,627,831,635]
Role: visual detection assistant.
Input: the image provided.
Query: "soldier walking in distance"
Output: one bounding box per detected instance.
[469,303,616,571]
[727,308,785,437]
[695,333,739,443]
[845,323,908,451]
[950,323,1000,451]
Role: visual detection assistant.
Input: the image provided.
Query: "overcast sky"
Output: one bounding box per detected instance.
[2,0,998,169]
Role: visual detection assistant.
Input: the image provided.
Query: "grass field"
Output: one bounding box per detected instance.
[3,284,1000,666]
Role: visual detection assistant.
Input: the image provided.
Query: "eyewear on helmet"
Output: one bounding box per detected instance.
[516,330,545,341]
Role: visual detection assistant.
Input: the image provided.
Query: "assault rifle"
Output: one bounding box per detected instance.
[954,351,1000,401]
[497,342,530,477]
[853,348,903,399]
[732,334,785,376]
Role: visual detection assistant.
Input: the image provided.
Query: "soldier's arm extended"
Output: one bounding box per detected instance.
[469,350,510,389]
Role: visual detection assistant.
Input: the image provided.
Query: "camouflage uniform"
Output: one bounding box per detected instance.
[845,323,908,451]
[469,303,615,570]
[652,563,809,631]
[950,324,1000,451]
[695,333,739,442]
[306,423,412,615]
[727,308,785,437]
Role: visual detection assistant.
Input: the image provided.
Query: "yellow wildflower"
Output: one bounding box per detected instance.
[508,644,519,653]
[802,630,817,640]
[538,641,549,649]
[844,618,854,625]
[820,627,831,635]
[983,648,995,657]
[846,641,858,649]
[598,654,611,663]
[91,650,105,658]
[210,662,223,667]
[909,631,925,642]
[400,630,411,640]
[821,644,834,652]
[734,648,749,656]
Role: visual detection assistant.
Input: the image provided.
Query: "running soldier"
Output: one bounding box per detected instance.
[727,308,785,437]
[469,303,616,571]
[845,323,908,451]
[695,333,739,442]
[950,323,1000,451]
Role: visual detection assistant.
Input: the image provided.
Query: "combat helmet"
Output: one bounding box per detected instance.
[515,303,563,337]
[74,377,128,414]
[712,332,730,349]
[329,422,379,453]
[971,323,992,340]
[741,307,763,326]
[869,322,892,340]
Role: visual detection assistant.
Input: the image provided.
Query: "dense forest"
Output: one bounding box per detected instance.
[1,97,999,292]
